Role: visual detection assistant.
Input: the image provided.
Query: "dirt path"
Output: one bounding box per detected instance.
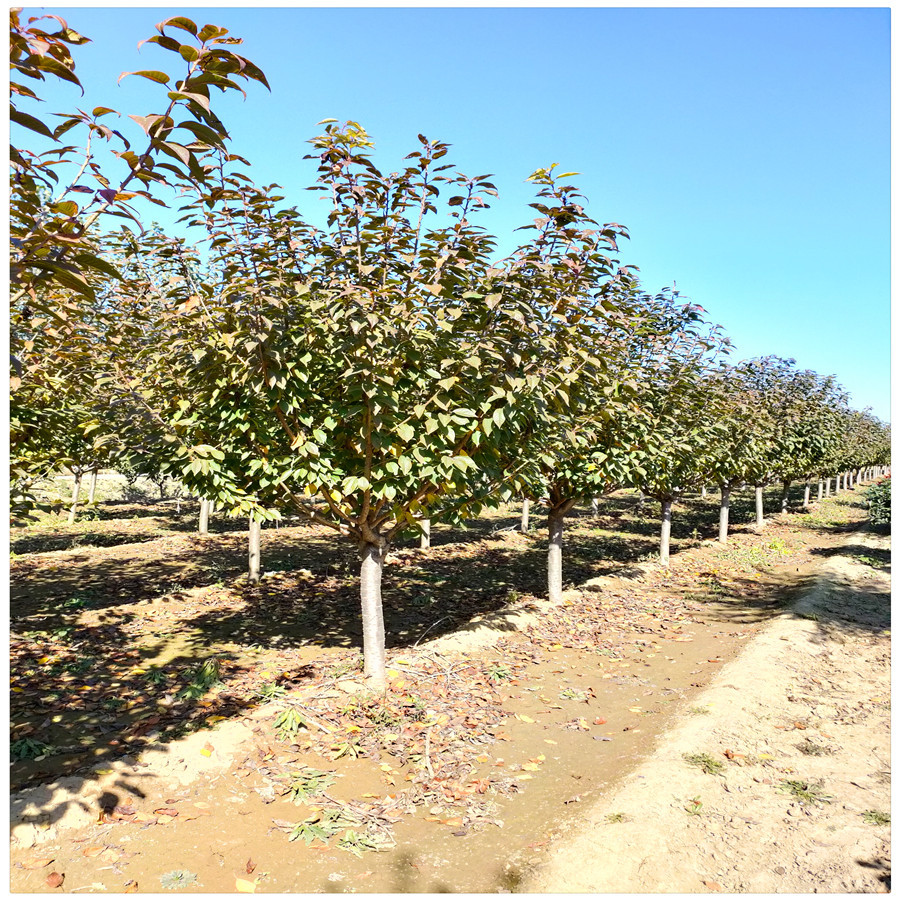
[524,529,891,893]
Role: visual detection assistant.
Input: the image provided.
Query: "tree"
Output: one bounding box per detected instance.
[9,11,268,516]
[104,130,641,689]
[620,299,730,564]
[512,286,700,599]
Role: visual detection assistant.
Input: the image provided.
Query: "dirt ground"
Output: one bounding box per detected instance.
[9,487,891,893]
[523,528,891,893]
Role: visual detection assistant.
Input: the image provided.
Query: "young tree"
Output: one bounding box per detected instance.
[109,131,640,688]
[628,309,730,564]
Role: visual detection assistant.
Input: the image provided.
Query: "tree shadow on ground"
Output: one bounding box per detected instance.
[809,542,891,572]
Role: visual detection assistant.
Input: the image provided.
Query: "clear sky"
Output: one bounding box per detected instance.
[17,6,891,421]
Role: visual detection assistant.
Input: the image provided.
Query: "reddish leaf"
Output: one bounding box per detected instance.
[46,872,64,889]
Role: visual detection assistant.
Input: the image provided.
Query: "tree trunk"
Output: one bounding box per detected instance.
[199,498,210,534]
[521,498,530,534]
[780,480,791,513]
[359,541,387,690]
[88,468,99,505]
[817,479,823,501]
[825,477,832,497]
[419,517,431,551]
[248,515,261,584]
[802,481,810,509]
[718,485,730,544]
[701,486,707,500]
[591,497,599,518]
[755,485,764,526]
[547,510,566,603]
[659,499,673,566]
[636,490,646,513]
[67,471,82,525]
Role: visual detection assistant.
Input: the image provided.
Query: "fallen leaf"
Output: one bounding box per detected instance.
[46,872,64,889]
[245,859,256,875]
[124,881,138,893]
[702,880,723,891]
[21,857,55,869]
[153,808,179,817]
[515,714,535,724]
[236,877,257,893]
[82,847,106,858]
[99,849,120,863]
[593,717,607,725]
[200,742,214,758]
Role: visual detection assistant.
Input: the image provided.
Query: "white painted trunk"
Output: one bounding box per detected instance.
[817,480,823,501]
[360,542,387,690]
[521,498,530,534]
[419,518,431,551]
[718,486,730,544]
[755,486,764,526]
[659,499,673,566]
[68,472,82,525]
[591,497,599,517]
[803,482,810,509]
[701,486,707,499]
[88,468,98,505]
[548,512,565,602]
[825,477,832,497]
[780,481,790,513]
[199,498,210,534]
[248,515,261,583]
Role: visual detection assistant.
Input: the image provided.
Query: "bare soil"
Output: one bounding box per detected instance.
[9,488,890,893]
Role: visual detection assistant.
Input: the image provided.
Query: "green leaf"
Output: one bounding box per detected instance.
[118,70,171,86]
[159,16,199,36]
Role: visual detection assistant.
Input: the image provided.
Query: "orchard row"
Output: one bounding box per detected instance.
[10,12,890,686]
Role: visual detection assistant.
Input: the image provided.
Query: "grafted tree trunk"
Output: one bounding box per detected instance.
[659,498,673,566]
[718,484,731,544]
[521,497,530,534]
[88,467,99,505]
[68,470,83,525]
[755,485,765,526]
[248,515,261,583]
[419,517,431,551]
[359,541,387,690]
[802,481,810,509]
[199,498,210,534]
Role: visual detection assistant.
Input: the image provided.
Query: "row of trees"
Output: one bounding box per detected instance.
[10,12,890,688]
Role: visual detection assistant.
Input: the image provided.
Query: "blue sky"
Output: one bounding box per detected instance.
[17,6,891,420]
